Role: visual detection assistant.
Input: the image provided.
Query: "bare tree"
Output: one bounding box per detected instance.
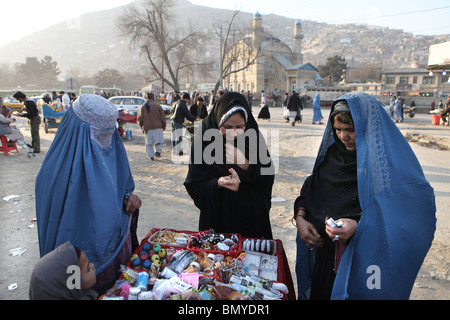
[214,11,262,92]
[117,0,208,92]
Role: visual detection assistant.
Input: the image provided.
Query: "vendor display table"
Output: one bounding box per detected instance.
[101,228,296,300]
[117,111,137,137]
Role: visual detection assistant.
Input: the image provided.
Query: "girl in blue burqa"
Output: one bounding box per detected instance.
[293,92,436,300]
[35,94,142,295]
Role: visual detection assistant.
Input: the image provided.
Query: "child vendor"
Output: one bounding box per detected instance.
[29,241,98,300]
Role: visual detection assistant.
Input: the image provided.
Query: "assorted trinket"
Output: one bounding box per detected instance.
[188,229,240,253]
[100,229,288,301]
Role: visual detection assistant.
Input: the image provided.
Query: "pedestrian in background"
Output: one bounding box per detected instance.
[170,92,195,156]
[13,91,40,153]
[137,92,167,160]
[312,93,323,124]
[287,90,302,127]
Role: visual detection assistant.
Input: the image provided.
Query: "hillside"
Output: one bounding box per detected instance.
[0,0,447,77]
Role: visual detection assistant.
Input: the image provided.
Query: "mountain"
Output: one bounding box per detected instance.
[0,0,448,77]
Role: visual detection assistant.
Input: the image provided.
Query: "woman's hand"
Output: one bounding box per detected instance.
[225,142,249,171]
[295,216,324,249]
[124,193,142,215]
[325,218,358,243]
[218,168,240,192]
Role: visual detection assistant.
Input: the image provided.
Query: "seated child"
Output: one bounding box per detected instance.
[29,241,98,300]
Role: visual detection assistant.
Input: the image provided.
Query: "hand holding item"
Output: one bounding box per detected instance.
[295,215,323,249]
[325,218,358,243]
[124,193,142,214]
[218,168,240,192]
[225,142,249,171]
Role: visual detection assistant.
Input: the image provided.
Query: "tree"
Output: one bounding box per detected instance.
[94,68,125,88]
[40,55,61,86]
[117,0,208,92]
[16,56,60,87]
[0,63,16,88]
[318,55,347,84]
[215,11,261,92]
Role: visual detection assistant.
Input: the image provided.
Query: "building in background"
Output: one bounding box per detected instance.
[223,12,319,97]
[427,41,450,97]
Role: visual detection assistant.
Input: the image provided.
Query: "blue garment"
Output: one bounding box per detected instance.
[312,94,323,122]
[296,92,436,300]
[35,102,135,274]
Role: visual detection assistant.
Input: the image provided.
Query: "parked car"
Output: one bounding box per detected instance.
[109,96,146,113]
[160,104,171,115]
[3,97,24,112]
[108,96,171,115]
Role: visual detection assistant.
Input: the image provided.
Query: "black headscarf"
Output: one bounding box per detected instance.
[184,92,274,238]
[295,101,361,232]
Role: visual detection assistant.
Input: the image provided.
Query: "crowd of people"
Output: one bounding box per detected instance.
[1,87,439,300]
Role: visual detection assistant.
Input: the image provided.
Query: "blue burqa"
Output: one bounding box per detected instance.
[296,92,436,300]
[35,94,135,274]
[312,93,323,123]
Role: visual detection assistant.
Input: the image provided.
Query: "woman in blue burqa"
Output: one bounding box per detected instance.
[311,93,323,124]
[293,92,436,299]
[35,94,142,295]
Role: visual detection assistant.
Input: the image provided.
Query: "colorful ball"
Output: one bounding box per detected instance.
[139,252,149,261]
[142,243,151,252]
[152,260,162,268]
[151,254,160,262]
[132,258,141,268]
[158,248,167,259]
[152,244,161,253]
[143,259,152,270]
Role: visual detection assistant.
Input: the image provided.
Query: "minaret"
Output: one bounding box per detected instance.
[293,20,304,64]
[252,12,264,49]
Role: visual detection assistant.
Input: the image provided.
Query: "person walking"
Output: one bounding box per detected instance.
[283,92,290,122]
[137,92,167,160]
[13,91,40,153]
[257,90,271,120]
[312,93,323,124]
[287,90,302,127]
[170,92,195,156]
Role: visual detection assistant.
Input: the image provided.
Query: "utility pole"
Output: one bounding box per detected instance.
[219,25,223,89]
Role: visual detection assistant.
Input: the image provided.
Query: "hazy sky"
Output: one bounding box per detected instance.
[1,0,449,47]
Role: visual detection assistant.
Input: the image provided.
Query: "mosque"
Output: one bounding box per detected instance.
[223,12,320,96]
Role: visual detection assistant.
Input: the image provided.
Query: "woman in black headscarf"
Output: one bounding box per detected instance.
[184,92,274,239]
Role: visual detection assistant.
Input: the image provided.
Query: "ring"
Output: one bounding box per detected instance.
[308,240,312,245]
[333,235,339,242]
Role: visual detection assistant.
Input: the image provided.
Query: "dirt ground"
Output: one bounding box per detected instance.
[1,106,450,300]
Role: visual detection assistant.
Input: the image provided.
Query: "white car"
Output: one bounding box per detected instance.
[108,96,171,115]
[109,96,146,113]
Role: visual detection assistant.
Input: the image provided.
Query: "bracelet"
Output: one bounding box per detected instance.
[291,209,307,227]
